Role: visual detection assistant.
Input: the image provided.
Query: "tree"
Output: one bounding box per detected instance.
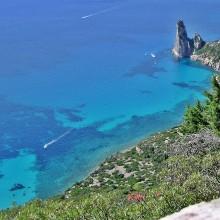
[182,101,207,133]
[182,75,220,135]
[204,76,220,134]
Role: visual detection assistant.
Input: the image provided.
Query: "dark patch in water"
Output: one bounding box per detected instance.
[0,149,19,160]
[125,60,166,78]
[0,174,4,179]
[10,183,25,191]
[140,90,152,95]
[58,108,84,122]
[163,110,170,113]
[88,143,109,153]
[172,82,204,93]
[76,103,86,109]
[125,50,168,78]
[90,115,125,130]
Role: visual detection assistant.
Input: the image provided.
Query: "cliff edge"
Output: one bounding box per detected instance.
[191,41,220,72]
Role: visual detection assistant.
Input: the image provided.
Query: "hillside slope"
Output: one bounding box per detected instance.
[1,127,220,220]
[191,41,220,71]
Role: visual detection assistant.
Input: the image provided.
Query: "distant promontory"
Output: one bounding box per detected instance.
[172,20,220,72]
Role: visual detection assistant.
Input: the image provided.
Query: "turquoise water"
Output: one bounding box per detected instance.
[0,0,220,209]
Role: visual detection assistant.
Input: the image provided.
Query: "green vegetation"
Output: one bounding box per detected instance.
[195,41,220,62]
[182,75,220,134]
[1,76,220,219]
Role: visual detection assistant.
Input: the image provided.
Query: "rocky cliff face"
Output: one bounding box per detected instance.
[191,41,220,72]
[172,20,193,58]
[193,33,206,51]
[161,198,220,220]
[172,20,220,72]
[172,20,205,58]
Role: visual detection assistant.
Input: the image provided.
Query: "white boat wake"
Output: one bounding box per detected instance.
[81,7,117,19]
[43,129,73,149]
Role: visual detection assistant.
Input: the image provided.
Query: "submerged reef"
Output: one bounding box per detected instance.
[9,183,25,192]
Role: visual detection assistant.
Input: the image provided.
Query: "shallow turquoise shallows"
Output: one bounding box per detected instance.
[0,0,220,209]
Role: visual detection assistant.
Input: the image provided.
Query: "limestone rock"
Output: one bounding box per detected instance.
[191,41,220,72]
[161,198,220,220]
[172,20,205,58]
[193,33,206,51]
[172,20,193,58]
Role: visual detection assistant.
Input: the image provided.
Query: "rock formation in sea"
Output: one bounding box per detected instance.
[172,20,205,58]
[172,20,193,58]
[172,20,220,72]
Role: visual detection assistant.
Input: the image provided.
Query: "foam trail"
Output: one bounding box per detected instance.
[81,7,117,19]
[43,129,73,149]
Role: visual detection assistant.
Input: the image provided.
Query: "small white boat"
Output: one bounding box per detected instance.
[151,53,156,58]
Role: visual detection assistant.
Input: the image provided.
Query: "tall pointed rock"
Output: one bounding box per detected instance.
[172,20,193,58]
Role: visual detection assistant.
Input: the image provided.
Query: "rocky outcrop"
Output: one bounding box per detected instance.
[193,33,206,51]
[161,198,220,220]
[172,20,220,71]
[172,20,205,58]
[191,41,220,72]
[172,20,193,58]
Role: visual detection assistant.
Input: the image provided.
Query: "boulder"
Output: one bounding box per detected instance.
[161,199,220,220]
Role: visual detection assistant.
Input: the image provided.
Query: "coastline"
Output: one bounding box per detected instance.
[190,41,220,72]
[65,123,183,195]
[64,127,180,196]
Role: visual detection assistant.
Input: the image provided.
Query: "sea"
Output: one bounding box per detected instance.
[0,0,220,209]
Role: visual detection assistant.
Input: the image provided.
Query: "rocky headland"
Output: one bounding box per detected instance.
[173,20,220,72]
[191,41,220,72]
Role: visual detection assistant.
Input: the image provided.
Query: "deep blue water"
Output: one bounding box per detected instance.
[0,0,220,209]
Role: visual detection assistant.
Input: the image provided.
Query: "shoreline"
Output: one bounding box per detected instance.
[191,40,220,72]
[64,127,180,196]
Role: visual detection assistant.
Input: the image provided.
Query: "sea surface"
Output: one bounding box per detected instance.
[0,0,220,209]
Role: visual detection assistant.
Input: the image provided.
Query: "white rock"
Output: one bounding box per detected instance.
[161,199,220,220]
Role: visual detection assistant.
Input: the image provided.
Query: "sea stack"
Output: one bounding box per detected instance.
[172,20,193,58]
[172,20,205,59]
